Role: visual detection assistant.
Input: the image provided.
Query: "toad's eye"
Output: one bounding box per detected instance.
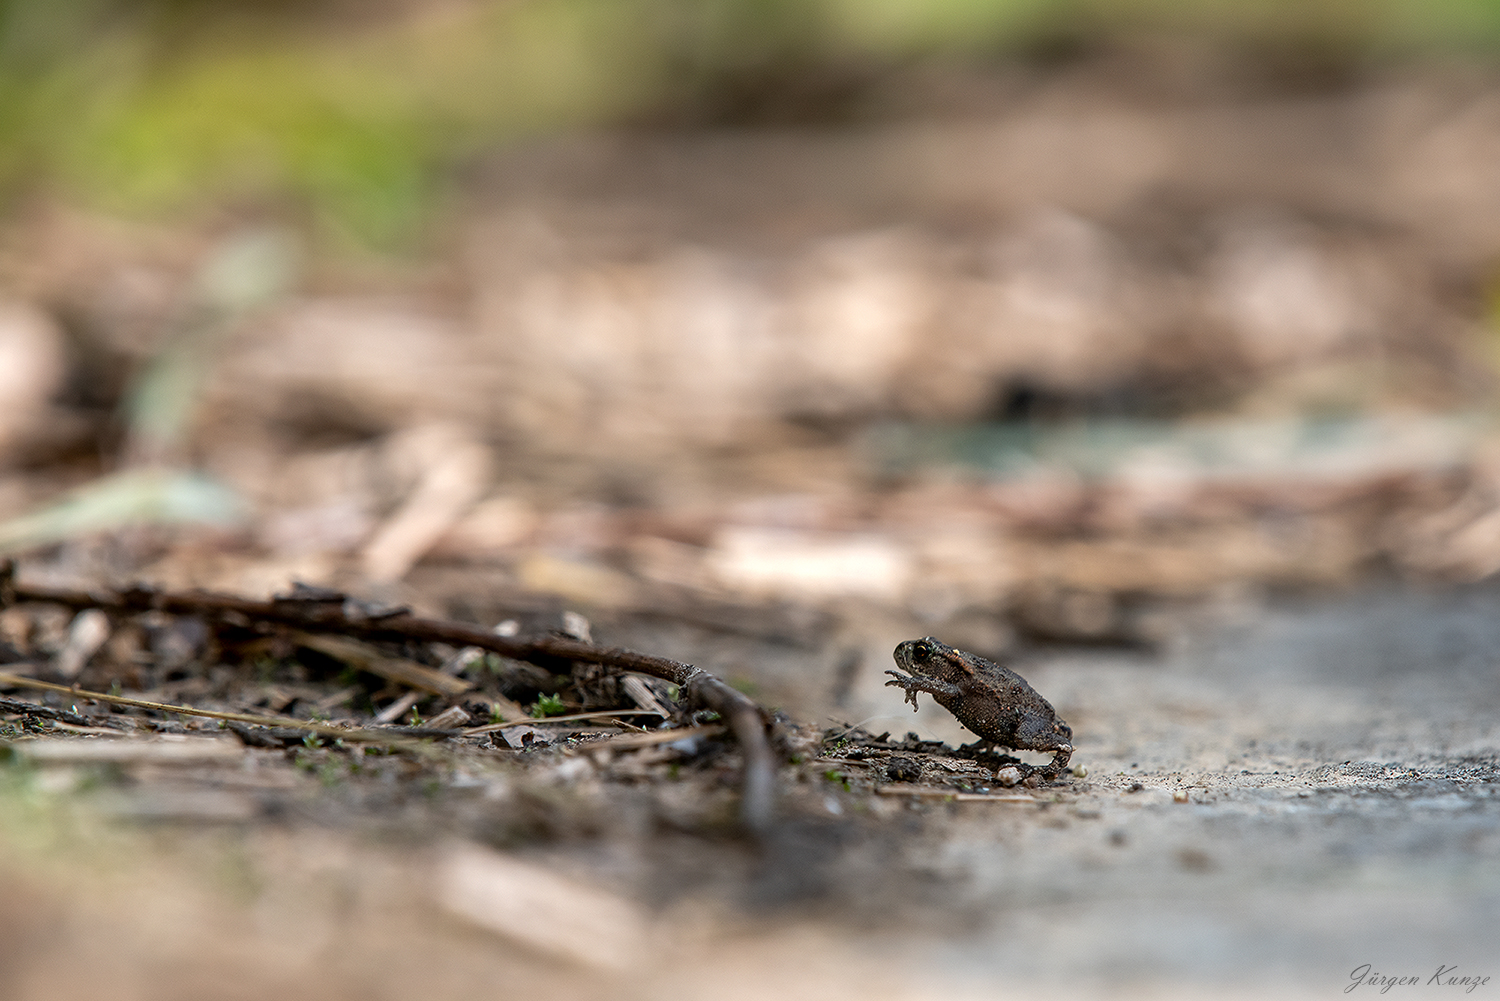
[911,640,932,661]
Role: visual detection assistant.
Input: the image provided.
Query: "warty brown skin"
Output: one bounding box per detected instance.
[887,637,1073,778]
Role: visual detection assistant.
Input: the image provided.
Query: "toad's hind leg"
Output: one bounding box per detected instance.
[1041,746,1072,778]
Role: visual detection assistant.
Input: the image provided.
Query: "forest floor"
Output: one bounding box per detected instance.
[4,44,1500,999]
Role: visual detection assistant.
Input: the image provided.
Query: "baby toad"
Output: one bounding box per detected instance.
[887,637,1073,782]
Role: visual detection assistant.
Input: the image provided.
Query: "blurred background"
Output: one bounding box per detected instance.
[2,0,1500,618]
[3,3,1500,996]
[4,0,1500,617]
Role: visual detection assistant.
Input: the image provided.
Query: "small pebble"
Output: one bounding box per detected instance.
[1173,789,1189,803]
[1071,764,1088,778]
[994,766,1023,787]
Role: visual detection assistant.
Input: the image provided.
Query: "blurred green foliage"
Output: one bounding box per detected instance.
[531,693,567,718]
[2,0,1499,246]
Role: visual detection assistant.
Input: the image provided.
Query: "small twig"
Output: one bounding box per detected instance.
[461,709,661,735]
[593,723,726,750]
[596,716,649,733]
[1,561,778,833]
[0,671,426,747]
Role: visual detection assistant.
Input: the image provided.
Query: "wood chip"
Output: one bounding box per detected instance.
[621,675,672,718]
[424,704,471,729]
[295,632,472,697]
[54,608,111,680]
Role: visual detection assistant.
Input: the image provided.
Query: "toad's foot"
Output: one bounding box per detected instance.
[1039,746,1073,780]
[885,669,962,712]
[884,670,923,710]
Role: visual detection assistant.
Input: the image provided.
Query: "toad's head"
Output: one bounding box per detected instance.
[892,636,963,682]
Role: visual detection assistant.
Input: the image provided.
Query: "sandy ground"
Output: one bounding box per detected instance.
[3,581,1497,1000]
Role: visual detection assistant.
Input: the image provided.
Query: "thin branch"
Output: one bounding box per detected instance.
[0,671,427,747]
[0,561,777,833]
[592,723,726,750]
[460,709,662,735]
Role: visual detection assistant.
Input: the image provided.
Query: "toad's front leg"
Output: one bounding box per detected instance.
[885,670,962,712]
